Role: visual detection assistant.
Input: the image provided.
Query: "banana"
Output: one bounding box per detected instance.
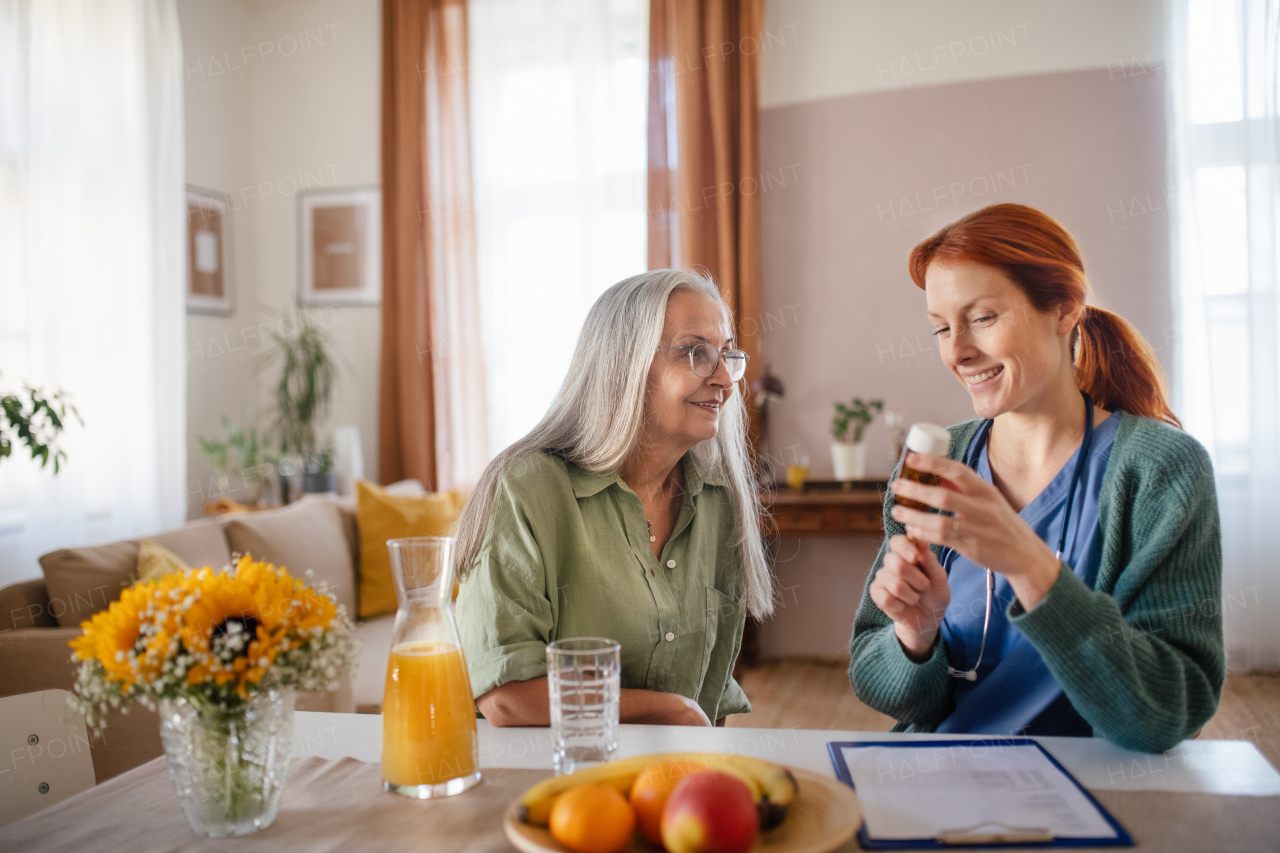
[517,755,655,824]
[679,756,765,802]
[717,754,799,830]
[517,752,800,830]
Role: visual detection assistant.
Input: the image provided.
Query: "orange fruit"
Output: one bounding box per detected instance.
[549,782,637,853]
[629,758,708,845]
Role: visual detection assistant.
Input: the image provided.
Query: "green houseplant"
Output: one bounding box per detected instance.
[1,371,81,474]
[263,316,338,495]
[196,416,278,506]
[830,397,883,481]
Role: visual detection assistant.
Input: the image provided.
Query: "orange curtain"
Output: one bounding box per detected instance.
[379,0,486,489]
[647,0,763,388]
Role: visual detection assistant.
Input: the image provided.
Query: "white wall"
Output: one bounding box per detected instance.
[179,0,381,518]
[180,0,260,516]
[244,0,382,484]
[760,0,1165,108]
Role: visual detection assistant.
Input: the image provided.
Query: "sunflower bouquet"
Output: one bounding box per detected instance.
[70,554,358,729]
[69,555,360,836]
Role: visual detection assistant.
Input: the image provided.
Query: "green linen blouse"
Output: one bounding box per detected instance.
[456,450,751,723]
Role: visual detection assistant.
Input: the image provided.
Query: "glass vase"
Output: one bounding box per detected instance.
[158,687,295,837]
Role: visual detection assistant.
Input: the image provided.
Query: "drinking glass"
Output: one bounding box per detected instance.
[785,450,811,491]
[546,638,621,775]
[885,409,908,468]
[381,537,481,798]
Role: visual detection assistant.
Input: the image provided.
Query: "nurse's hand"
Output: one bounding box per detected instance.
[888,452,1062,611]
[869,534,951,662]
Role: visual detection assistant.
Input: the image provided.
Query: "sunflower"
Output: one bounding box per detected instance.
[69,553,355,729]
[70,572,189,692]
[180,556,331,698]
[237,554,336,638]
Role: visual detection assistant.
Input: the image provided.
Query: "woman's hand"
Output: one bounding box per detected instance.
[889,452,1061,610]
[869,534,952,660]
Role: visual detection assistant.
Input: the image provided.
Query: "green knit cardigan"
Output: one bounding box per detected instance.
[848,412,1225,754]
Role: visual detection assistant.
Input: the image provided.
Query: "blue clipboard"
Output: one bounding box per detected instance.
[827,739,1134,849]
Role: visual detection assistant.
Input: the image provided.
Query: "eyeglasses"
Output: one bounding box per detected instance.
[656,343,749,381]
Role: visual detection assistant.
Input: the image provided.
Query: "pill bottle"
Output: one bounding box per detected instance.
[893,423,950,511]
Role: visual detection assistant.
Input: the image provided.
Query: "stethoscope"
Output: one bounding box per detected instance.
[941,390,1096,681]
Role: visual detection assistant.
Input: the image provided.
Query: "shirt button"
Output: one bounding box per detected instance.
[665,632,675,642]
[666,559,676,569]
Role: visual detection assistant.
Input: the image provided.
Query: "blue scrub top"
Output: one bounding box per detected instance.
[935,411,1122,737]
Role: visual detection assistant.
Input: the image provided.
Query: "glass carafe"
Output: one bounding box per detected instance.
[381,536,481,798]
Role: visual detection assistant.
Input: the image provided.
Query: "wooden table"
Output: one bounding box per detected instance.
[10,715,1280,851]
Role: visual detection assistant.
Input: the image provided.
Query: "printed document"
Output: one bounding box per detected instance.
[839,743,1118,840]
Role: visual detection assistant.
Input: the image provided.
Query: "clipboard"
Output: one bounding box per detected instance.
[827,739,1134,849]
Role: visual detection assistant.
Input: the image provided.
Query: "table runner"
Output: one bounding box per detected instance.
[7,755,1280,852]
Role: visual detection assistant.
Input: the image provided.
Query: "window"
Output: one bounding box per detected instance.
[469,0,649,455]
[1174,0,1280,477]
[0,2,186,587]
[1171,0,1280,670]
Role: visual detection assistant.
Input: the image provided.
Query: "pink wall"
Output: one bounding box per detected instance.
[754,67,1169,659]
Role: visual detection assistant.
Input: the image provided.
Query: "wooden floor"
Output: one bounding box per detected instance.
[726,658,1280,770]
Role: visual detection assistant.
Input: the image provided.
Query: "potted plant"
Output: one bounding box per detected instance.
[196,416,277,506]
[264,316,338,496]
[831,397,883,481]
[1,371,81,473]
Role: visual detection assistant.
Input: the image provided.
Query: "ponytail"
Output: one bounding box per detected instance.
[909,203,1182,429]
[1076,305,1179,427]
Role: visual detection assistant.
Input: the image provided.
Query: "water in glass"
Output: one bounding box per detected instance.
[546,637,621,775]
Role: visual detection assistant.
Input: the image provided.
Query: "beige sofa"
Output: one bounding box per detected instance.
[0,494,402,783]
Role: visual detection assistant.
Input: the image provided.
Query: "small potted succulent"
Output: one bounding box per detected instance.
[831,398,883,481]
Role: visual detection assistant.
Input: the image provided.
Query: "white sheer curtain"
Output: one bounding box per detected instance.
[468,0,649,456]
[1169,0,1280,671]
[0,0,186,587]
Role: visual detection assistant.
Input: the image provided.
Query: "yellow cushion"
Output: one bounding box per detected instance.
[136,538,191,583]
[355,480,465,618]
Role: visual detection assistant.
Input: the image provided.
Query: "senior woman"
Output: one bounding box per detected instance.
[850,203,1224,753]
[454,269,772,727]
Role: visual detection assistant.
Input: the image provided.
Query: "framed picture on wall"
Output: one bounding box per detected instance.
[185,186,235,315]
[298,186,381,306]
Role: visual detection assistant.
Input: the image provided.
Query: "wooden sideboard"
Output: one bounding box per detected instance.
[738,480,886,667]
[763,480,886,537]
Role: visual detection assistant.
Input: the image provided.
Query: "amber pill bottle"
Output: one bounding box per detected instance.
[893,423,951,511]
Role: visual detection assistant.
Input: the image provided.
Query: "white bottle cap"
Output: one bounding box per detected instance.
[905,423,950,456]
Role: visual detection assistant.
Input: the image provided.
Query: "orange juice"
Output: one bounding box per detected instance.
[785,465,809,490]
[381,641,479,787]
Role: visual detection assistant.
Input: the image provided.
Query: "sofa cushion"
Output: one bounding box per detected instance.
[354,480,465,619]
[150,523,235,569]
[223,498,357,617]
[39,523,232,628]
[136,539,192,582]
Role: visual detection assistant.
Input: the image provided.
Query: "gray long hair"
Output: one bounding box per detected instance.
[454,268,774,619]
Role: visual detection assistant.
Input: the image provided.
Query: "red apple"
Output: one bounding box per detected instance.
[660,770,760,853]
